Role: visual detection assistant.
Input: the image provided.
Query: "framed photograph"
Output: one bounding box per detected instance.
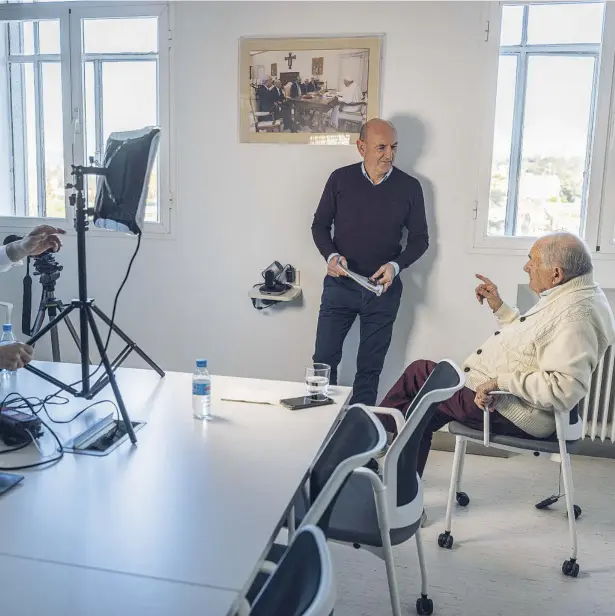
[312,56,324,76]
[240,36,382,144]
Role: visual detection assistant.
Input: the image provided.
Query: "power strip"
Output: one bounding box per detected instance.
[0,407,43,446]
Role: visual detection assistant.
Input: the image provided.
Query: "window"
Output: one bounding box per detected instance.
[475,2,615,253]
[0,18,64,218]
[0,2,170,229]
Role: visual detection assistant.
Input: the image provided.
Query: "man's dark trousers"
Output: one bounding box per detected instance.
[313,274,402,406]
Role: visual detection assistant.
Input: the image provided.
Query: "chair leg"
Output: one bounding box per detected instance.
[374,487,402,616]
[438,436,464,550]
[415,529,434,615]
[455,438,467,493]
[559,440,580,577]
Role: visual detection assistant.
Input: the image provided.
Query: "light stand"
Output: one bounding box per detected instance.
[25,163,165,444]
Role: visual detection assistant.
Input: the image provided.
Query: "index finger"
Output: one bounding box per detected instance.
[475,274,494,286]
[34,225,66,236]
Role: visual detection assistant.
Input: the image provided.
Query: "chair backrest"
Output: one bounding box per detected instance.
[301,404,386,532]
[250,525,335,616]
[382,360,465,527]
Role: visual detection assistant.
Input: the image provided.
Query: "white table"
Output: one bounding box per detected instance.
[0,553,238,616]
[0,362,351,615]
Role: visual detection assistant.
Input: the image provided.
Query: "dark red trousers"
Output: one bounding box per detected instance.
[379,360,528,476]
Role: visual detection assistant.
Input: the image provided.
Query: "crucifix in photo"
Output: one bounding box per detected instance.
[285,52,296,69]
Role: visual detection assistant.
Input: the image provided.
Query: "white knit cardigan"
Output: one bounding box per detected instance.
[463,273,615,437]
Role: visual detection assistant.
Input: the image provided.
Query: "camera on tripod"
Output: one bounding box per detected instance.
[2,234,73,349]
[32,248,63,285]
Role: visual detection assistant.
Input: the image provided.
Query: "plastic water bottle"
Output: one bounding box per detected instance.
[0,324,17,376]
[192,359,212,420]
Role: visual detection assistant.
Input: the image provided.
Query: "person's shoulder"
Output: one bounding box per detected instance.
[391,167,421,189]
[329,163,362,181]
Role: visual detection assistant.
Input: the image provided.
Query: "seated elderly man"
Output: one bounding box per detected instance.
[379,232,615,480]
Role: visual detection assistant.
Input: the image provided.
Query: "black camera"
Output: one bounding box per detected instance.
[3,234,63,337]
[32,249,63,284]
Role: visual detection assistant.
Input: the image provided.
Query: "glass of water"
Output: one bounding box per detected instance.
[305,363,331,400]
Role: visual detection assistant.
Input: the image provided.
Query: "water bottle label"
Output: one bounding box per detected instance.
[193,382,210,396]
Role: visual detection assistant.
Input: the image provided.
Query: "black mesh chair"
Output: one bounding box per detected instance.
[242,405,387,607]
[438,392,584,577]
[237,525,335,616]
[296,360,464,616]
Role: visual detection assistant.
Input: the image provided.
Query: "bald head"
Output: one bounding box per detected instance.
[359,119,396,142]
[537,233,593,281]
[525,232,593,294]
[357,119,398,182]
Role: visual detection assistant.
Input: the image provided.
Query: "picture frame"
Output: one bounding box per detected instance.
[240,36,382,145]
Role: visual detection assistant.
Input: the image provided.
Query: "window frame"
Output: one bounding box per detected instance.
[472,1,615,256]
[0,1,173,237]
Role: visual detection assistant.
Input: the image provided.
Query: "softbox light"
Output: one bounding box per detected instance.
[93,126,161,235]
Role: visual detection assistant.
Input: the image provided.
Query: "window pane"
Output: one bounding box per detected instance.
[8,60,65,218]
[488,55,517,237]
[83,17,158,54]
[527,3,604,45]
[41,62,65,218]
[7,21,34,55]
[516,56,595,237]
[101,61,157,140]
[101,61,158,221]
[500,5,524,46]
[38,19,60,55]
[9,62,38,215]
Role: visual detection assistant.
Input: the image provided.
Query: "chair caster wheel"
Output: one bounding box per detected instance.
[562,559,580,577]
[566,505,582,519]
[438,532,453,549]
[456,491,470,507]
[416,595,433,615]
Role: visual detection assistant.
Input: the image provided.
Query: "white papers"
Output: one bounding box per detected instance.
[339,264,383,296]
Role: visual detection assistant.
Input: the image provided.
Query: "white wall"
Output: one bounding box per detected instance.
[3,1,615,399]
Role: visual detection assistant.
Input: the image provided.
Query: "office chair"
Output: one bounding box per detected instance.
[244,404,387,605]
[439,392,583,577]
[288,361,466,616]
[238,525,335,616]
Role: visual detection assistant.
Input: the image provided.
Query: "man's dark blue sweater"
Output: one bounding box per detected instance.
[311,163,429,278]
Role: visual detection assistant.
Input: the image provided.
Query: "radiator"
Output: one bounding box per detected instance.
[580,345,615,443]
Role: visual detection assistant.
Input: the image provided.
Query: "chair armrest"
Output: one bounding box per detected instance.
[366,406,404,434]
[483,390,513,447]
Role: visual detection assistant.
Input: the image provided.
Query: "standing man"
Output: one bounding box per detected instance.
[311,119,429,406]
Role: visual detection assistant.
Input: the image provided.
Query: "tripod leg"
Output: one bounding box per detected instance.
[47,304,61,362]
[90,304,165,377]
[57,301,90,363]
[31,303,47,341]
[86,305,137,444]
[26,304,76,346]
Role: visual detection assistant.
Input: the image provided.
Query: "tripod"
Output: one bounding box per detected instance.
[31,278,82,363]
[25,164,165,444]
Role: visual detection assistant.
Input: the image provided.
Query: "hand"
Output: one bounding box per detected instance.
[327,255,348,278]
[475,274,503,312]
[0,343,34,371]
[20,225,66,257]
[474,378,499,411]
[371,263,395,292]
